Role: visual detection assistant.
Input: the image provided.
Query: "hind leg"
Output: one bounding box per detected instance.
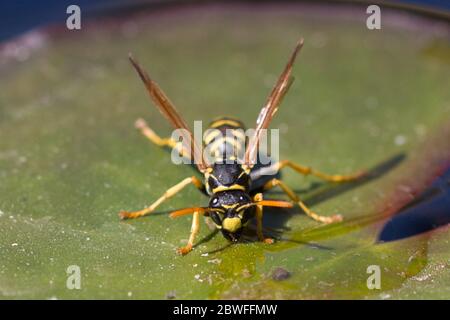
[135,118,190,159]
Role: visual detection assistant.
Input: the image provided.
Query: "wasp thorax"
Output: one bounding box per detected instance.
[206,163,250,194]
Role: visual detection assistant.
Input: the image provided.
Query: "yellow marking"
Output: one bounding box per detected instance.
[222,217,241,232]
[222,203,238,209]
[208,136,244,154]
[204,128,246,146]
[212,184,246,193]
[210,119,243,128]
[240,164,252,174]
[204,129,222,145]
[230,129,246,141]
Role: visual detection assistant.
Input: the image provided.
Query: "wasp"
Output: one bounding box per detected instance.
[120,39,364,255]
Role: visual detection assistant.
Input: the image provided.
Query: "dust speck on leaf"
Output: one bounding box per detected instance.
[166,291,176,299]
[271,267,291,281]
[207,258,222,265]
[394,135,407,146]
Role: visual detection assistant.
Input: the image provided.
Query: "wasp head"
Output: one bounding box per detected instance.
[208,190,255,242]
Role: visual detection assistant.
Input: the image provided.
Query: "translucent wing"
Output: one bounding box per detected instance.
[129,54,209,172]
[245,39,304,167]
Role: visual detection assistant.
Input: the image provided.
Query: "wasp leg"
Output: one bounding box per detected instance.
[119,176,205,220]
[254,193,274,244]
[275,160,364,182]
[177,211,200,255]
[263,178,342,224]
[135,118,190,160]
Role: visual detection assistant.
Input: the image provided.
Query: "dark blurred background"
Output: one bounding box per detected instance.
[0,0,449,42]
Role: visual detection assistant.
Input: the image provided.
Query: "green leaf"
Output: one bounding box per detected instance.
[1,6,449,299]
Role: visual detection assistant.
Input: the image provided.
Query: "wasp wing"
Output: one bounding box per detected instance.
[129,55,209,172]
[244,39,304,167]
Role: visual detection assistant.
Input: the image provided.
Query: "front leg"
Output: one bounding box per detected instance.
[177,211,201,255]
[253,193,274,244]
[119,176,205,219]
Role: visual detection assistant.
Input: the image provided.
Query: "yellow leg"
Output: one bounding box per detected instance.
[254,193,274,244]
[263,178,342,224]
[177,211,200,255]
[276,160,364,182]
[135,118,190,159]
[119,176,204,220]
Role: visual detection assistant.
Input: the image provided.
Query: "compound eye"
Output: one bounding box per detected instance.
[210,212,222,225]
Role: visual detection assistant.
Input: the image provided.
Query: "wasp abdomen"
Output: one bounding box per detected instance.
[204,117,246,163]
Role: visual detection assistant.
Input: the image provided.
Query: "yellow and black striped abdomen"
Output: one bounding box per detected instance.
[204,118,246,163]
